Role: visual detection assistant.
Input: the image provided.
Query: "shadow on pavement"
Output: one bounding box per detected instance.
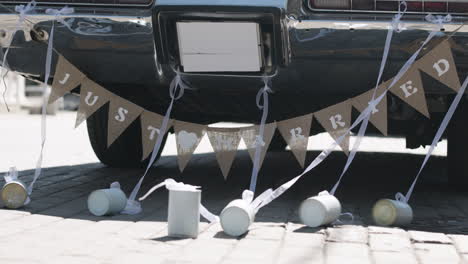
[1,150,468,235]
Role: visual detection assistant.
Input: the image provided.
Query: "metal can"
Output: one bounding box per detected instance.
[2,180,28,209]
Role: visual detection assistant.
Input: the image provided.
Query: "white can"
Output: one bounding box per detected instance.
[168,189,201,238]
[1,180,28,209]
[299,191,341,227]
[220,199,255,237]
[372,199,413,226]
[87,188,127,216]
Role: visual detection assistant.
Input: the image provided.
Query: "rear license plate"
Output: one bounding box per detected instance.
[176,21,262,72]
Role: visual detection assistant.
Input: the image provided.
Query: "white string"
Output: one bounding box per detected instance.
[1,0,37,111]
[398,75,468,203]
[26,6,74,198]
[138,178,219,223]
[253,18,443,212]
[329,3,407,195]
[249,77,272,193]
[121,74,187,215]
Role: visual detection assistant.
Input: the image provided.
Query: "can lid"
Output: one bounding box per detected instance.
[87,190,110,216]
[2,182,28,209]
[220,206,252,237]
[372,199,397,226]
[299,198,327,228]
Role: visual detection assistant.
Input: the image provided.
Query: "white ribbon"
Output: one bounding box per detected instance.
[397,75,468,203]
[3,167,18,184]
[139,178,219,223]
[250,77,272,193]
[241,188,273,214]
[1,1,37,111]
[121,73,188,215]
[254,14,446,213]
[329,4,408,195]
[26,6,74,196]
[45,7,74,29]
[426,14,452,30]
[329,12,452,196]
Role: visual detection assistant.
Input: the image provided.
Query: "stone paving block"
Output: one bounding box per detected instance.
[277,246,324,264]
[409,230,453,244]
[244,223,286,240]
[372,251,418,264]
[368,226,406,235]
[448,235,468,254]
[369,233,412,252]
[283,230,325,248]
[326,226,368,244]
[325,242,371,264]
[414,243,460,264]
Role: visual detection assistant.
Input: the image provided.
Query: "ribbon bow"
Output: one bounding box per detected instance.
[391,1,407,32]
[426,14,452,30]
[169,73,192,100]
[138,178,219,223]
[139,179,200,201]
[15,0,37,23]
[45,6,74,29]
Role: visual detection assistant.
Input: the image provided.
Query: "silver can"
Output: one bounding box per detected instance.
[2,180,28,209]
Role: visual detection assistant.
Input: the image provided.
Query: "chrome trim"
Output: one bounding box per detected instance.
[0,8,153,47]
[0,1,153,8]
[291,19,468,32]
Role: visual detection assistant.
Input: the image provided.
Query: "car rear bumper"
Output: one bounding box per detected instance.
[2,4,468,122]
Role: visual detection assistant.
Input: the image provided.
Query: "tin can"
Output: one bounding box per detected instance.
[372,199,413,226]
[168,189,201,238]
[2,180,28,209]
[87,188,127,216]
[299,192,341,227]
[220,199,255,237]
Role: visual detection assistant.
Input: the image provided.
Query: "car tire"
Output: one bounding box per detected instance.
[448,97,468,189]
[86,104,167,168]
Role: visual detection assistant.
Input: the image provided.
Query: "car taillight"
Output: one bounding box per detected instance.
[309,0,468,13]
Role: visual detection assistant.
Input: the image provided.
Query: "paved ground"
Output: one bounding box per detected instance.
[0,111,467,264]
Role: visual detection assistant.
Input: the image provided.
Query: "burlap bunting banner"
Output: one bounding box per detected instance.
[240,123,277,168]
[107,95,144,147]
[314,100,352,154]
[207,127,242,179]
[46,40,459,178]
[140,111,173,160]
[49,55,86,104]
[277,114,313,167]
[416,40,461,92]
[352,86,388,136]
[174,121,207,172]
[75,78,112,127]
[389,69,430,118]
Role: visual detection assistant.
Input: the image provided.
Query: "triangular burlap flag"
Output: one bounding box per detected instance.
[174,121,207,172]
[107,96,144,147]
[389,69,430,118]
[277,114,313,167]
[314,100,352,154]
[352,88,388,136]
[207,127,242,179]
[49,56,86,103]
[140,110,173,160]
[75,78,112,127]
[240,122,277,168]
[416,40,461,92]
